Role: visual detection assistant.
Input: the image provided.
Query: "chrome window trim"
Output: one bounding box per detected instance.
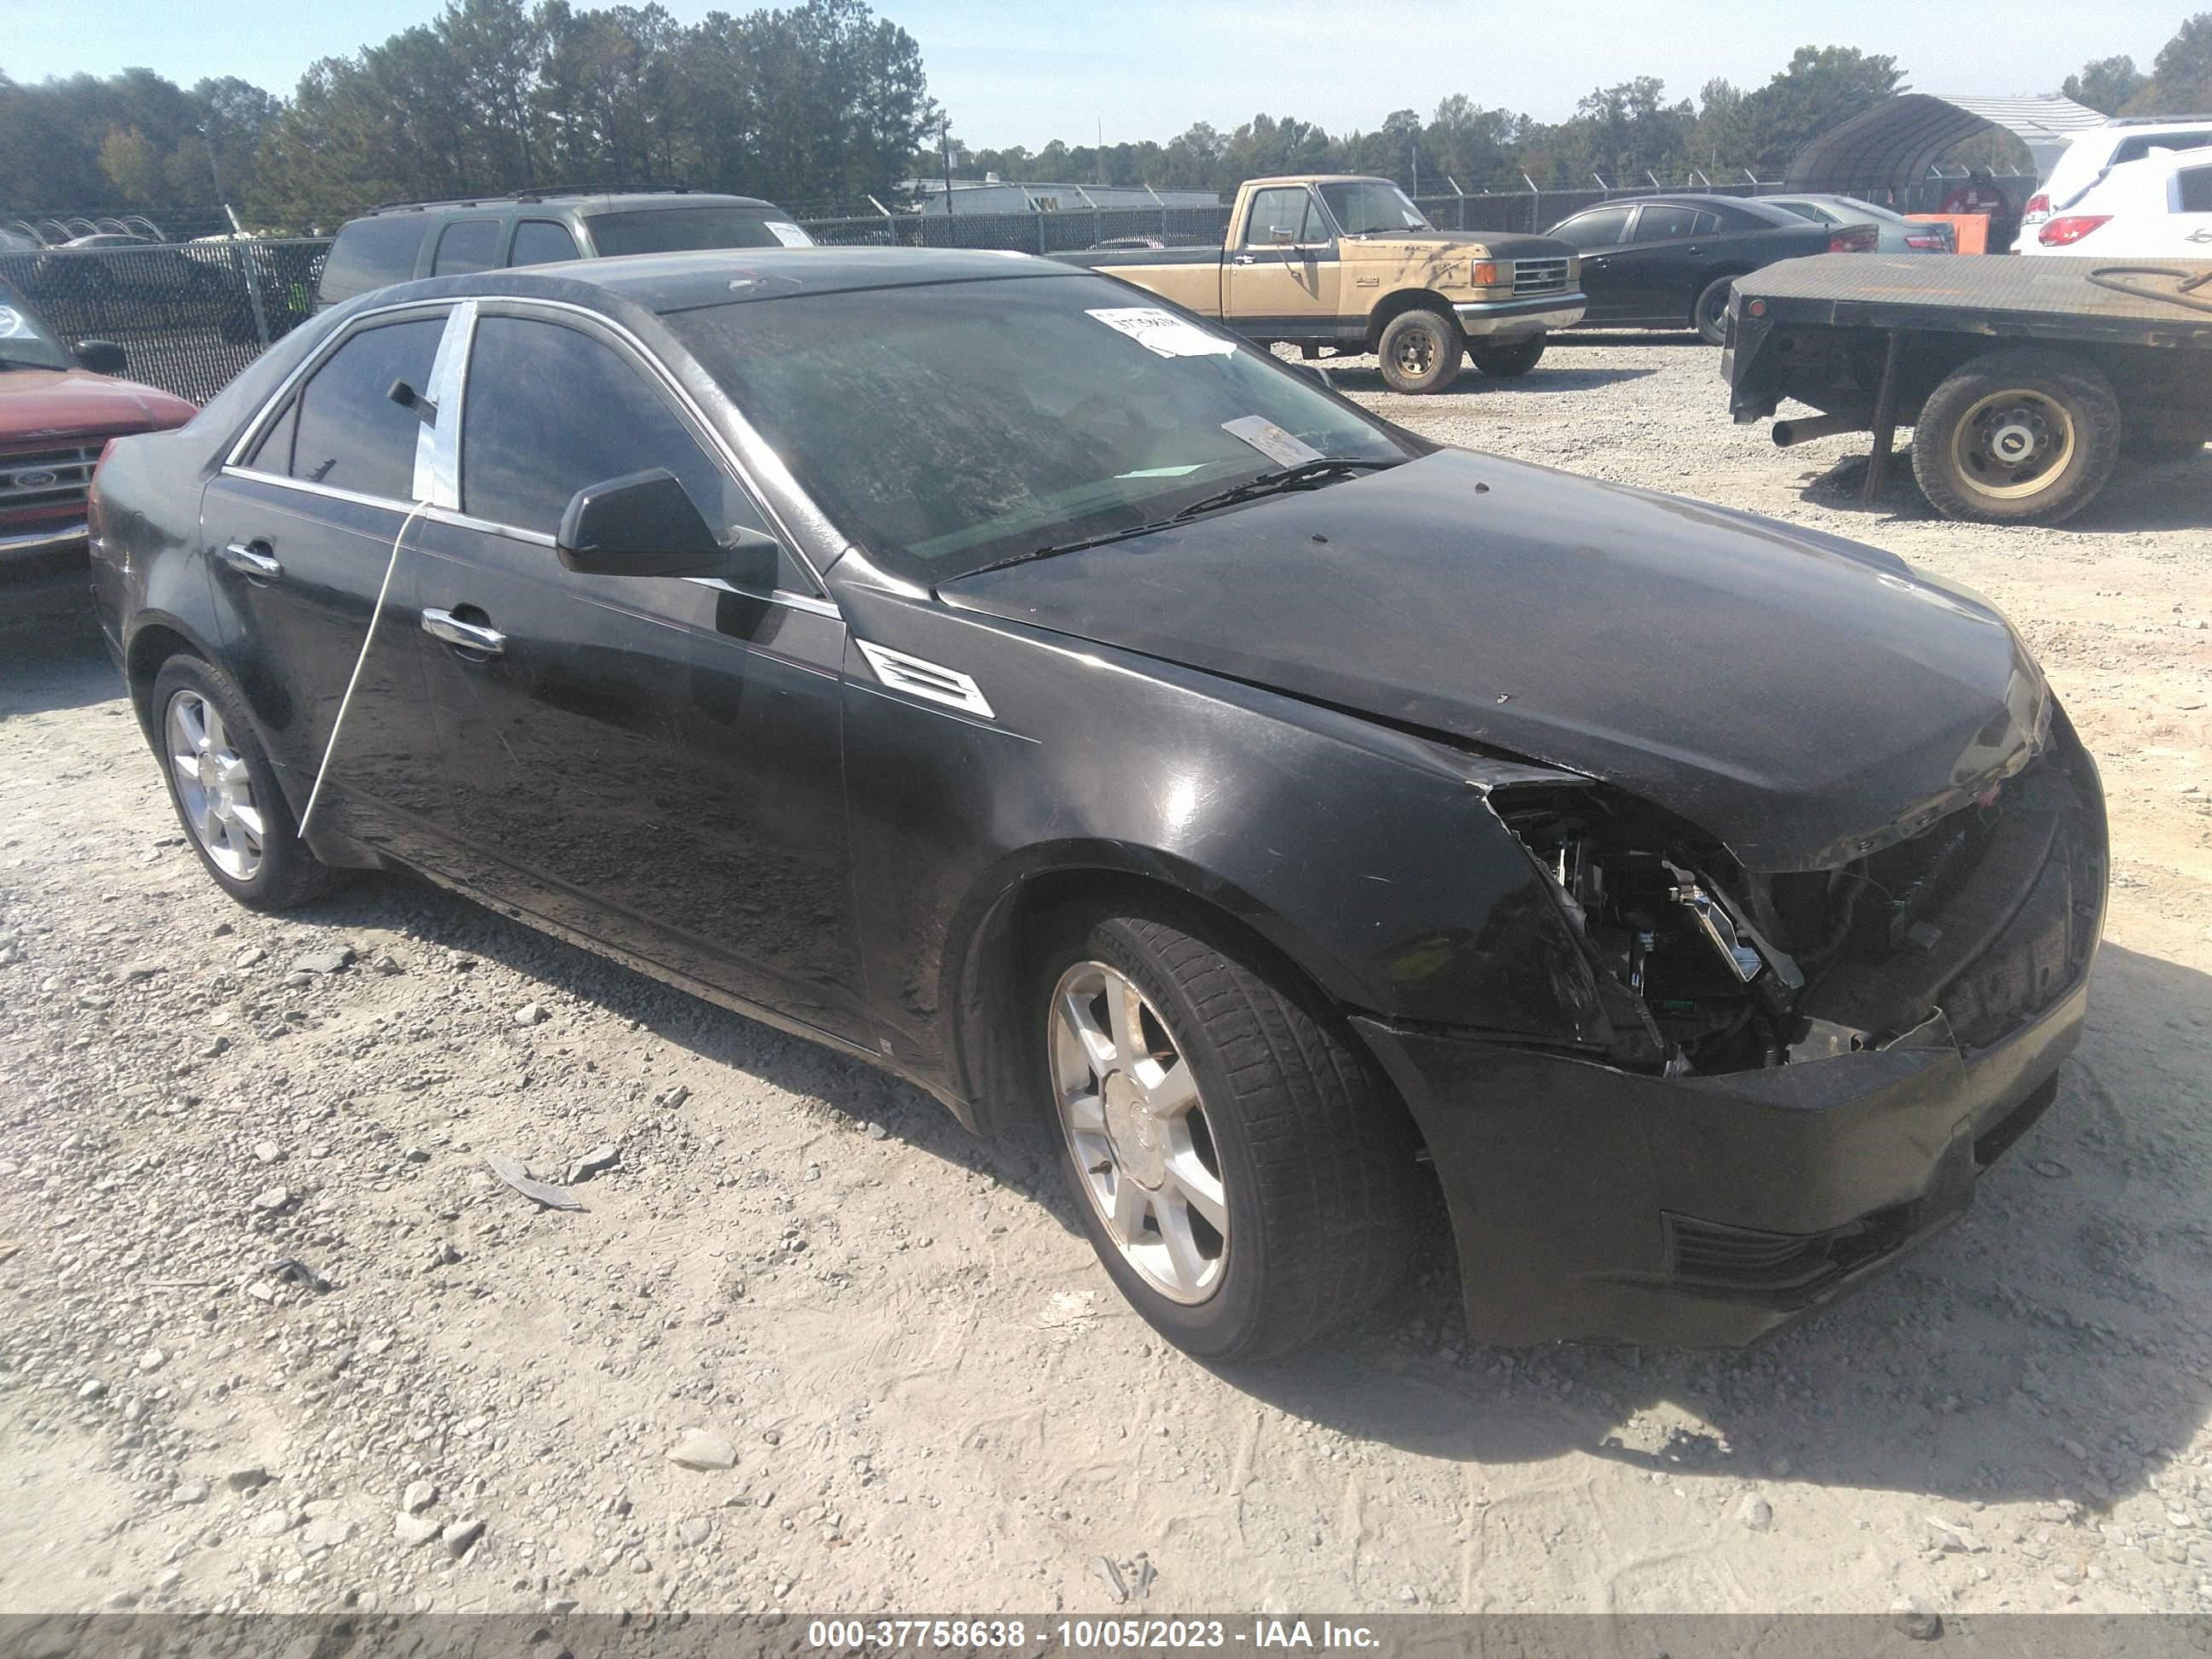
[215,464,428,518]
[463,295,833,600]
[412,300,476,509]
[223,298,462,475]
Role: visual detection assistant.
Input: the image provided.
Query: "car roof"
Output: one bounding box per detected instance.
[1559,194,1792,224]
[380,247,1074,317]
[355,190,780,221]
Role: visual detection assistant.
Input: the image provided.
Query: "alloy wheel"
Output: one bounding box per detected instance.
[1048,960,1228,1303]
[166,690,265,881]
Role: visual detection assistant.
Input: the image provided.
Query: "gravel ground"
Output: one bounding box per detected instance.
[3,338,2209,1621]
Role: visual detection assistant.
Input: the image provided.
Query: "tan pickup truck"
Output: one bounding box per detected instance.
[1062,175,1586,393]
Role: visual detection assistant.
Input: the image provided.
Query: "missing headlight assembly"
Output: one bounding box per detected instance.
[1499,783,1806,1074]
[1493,750,2095,1080]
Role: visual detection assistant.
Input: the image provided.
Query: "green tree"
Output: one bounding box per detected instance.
[1703,44,1906,174]
[2063,55,2148,114]
[2127,13,2212,114]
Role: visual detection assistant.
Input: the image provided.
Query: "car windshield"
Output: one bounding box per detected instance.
[585,206,813,255]
[669,271,1411,579]
[0,282,70,370]
[1318,181,1433,236]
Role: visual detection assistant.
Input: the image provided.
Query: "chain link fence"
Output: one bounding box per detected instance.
[0,166,2035,406]
[0,239,329,405]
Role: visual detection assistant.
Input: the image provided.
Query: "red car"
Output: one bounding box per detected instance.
[1,280,195,624]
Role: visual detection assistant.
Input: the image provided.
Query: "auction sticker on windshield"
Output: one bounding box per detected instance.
[1087,306,1237,358]
[1220,415,1324,468]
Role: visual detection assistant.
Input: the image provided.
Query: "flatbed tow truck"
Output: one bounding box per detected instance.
[1725,253,2212,523]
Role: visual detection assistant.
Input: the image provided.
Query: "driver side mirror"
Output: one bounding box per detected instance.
[1269,225,1295,246]
[556,468,782,590]
[73,339,127,376]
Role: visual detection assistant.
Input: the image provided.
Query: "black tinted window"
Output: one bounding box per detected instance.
[317,218,430,305]
[245,396,298,473]
[2182,166,2212,212]
[2114,131,2212,165]
[433,219,504,275]
[582,207,800,255]
[290,317,445,499]
[1632,206,1712,242]
[461,316,756,543]
[511,220,581,265]
[1551,207,1631,248]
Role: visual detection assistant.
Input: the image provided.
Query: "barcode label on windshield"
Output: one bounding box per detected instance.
[1220,416,1324,469]
[1087,307,1238,358]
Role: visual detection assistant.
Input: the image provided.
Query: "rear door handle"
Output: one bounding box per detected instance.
[219,540,282,580]
[421,608,506,656]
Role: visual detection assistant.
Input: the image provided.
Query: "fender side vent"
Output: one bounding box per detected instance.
[855,641,994,719]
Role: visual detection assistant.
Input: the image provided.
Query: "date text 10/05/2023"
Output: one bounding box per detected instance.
[805,1620,1382,1650]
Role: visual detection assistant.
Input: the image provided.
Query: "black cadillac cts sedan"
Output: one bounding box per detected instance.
[88,248,2105,1360]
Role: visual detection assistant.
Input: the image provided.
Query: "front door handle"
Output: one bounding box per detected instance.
[421,608,506,656]
[219,540,282,580]
[1231,253,1257,265]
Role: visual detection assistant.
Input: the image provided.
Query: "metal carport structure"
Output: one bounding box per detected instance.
[1784,93,2109,194]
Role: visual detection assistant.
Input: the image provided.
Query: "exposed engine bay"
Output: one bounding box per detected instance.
[1498,746,2100,1078]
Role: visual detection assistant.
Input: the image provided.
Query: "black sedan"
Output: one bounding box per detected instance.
[89,249,2104,1359]
[1548,193,1873,343]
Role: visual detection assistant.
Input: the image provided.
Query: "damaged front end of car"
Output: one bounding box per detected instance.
[1353,708,2108,1347]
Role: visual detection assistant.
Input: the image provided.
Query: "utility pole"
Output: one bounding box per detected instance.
[1097,118,1105,186]
[940,117,955,216]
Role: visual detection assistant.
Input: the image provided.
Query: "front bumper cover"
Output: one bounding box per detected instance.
[1454,294,1588,338]
[1357,731,2105,1349]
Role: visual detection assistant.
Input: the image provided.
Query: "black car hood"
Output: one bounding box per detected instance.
[938,450,2047,871]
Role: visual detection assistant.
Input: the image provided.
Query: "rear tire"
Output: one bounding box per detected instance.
[1037,908,1420,1362]
[1376,308,1464,394]
[1693,274,1738,346]
[1470,334,1547,377]
[151,655,338,911]
[1911,348,2121,524]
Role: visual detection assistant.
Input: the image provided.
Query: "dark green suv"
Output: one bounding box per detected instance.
[315,189,813,310]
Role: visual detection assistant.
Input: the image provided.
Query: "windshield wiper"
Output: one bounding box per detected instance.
[1168,456,1402,520]
[945,457,1403,585]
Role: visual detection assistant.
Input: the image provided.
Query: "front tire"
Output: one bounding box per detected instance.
[1470,334,1547,377]
[1910,348,2121,524]
[151,655,337,911]
[1376,308,1464,394]
[1039,910,1420,1361]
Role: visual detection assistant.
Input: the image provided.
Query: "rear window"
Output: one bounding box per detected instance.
[432,218,504,275]
[318,218,431,306]
[1551,207,1631,249]
[511,220,582,265]
[1632,206,1716,242]
[582,207,813,256]
[2182,166,2212,213]
[2113,131,2212,166]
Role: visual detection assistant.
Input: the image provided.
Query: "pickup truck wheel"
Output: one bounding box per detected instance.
[152,655,338,911]
[1377,309,1463,394]
[1470,335,1546,377]
[1693,275,1738,346]
[1039,911,1419,1361]
[1911,349,2121,524]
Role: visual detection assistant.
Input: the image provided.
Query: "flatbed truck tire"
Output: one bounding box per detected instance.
[1911,348,2122,525]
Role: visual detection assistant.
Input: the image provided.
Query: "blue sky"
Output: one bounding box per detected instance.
[2,0,2193,148]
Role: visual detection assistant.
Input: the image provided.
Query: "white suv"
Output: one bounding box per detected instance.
[2022,146,2212,257]
[2023,116,2212,235]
